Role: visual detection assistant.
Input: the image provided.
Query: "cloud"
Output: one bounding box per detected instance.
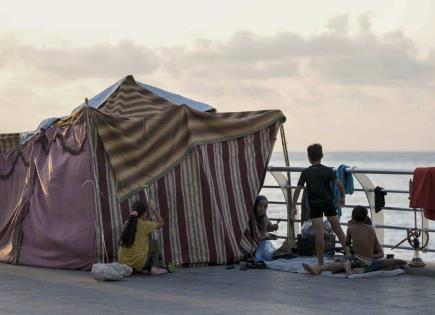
[0,36,159,79]
[310,27,435,85]
[327,14,351,34]
[2,15,434,85]
[158,15,435,85]
[158,34,302,80]
[1,15,435,150]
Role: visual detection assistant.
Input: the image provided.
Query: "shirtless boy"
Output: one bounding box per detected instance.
[303,206,405,275]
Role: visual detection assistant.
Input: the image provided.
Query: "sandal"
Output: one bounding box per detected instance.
[166,262,177,273]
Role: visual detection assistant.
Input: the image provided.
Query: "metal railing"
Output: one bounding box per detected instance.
[263,165,433,254]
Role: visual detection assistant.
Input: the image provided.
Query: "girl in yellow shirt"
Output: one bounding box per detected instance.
[118,199,168,275]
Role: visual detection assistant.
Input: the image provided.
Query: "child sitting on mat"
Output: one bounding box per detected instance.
[254,195,279,263]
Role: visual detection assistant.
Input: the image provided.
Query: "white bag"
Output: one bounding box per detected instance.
[301,220,333,238]
[91,262,133,281]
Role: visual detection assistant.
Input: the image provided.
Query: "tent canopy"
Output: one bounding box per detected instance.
[74,75,215,113]
[0,75,285,270]
[20,75,216,146]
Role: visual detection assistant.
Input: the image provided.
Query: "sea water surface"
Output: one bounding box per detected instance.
[261,151,435,261]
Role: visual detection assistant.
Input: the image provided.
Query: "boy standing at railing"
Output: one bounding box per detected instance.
[292,144,349,265]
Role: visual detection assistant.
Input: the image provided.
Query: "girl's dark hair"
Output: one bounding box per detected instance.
[119,200,148,248]
[352,205,368,222]
[254,195,268,212]
[254,195,268,233]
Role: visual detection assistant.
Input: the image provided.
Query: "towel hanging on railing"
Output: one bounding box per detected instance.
[333,165,354,216]
[374,186,387,213]
[410,167,435,221]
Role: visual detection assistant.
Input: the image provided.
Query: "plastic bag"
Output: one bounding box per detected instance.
[255,240,275,262]
[301,220,333,238]
[91,262,133,281]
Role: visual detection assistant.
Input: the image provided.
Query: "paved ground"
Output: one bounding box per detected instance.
[0,263,434,315]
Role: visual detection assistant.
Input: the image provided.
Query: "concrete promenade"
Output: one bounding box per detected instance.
[0,263,433,314]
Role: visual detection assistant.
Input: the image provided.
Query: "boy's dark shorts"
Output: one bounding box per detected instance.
[309,201,337,219]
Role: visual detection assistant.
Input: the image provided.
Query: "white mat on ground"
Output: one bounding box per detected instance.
[264,258,405,278]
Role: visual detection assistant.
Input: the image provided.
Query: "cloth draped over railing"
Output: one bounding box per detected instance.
[410,167,435,220]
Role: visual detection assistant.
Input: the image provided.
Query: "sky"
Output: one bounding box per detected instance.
[1,0,434,151]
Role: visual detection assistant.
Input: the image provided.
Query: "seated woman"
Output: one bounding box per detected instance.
[254,195,279,263]
[303,206,406,275]
[118,199,168,275]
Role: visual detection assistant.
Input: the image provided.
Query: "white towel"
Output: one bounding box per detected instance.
[265,257,405,278]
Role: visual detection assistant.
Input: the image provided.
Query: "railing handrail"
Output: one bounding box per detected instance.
[268,165,414,175]
[263,185,409,194]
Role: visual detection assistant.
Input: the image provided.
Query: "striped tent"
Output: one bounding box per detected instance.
[0,76,285,269]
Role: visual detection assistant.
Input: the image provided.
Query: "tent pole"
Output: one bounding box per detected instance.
[85,105,108,263]
[280,125,296,248]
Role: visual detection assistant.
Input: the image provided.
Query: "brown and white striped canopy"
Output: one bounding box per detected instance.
[0,133,21,152]
[91,78,285,200]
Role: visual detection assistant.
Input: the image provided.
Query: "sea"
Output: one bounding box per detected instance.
[261,151,435,262]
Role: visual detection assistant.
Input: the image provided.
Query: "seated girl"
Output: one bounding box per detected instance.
[118,199,168,275]
[254,195,279,263]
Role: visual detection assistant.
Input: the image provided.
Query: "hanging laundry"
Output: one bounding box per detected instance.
[410,167,435,221]
[374,186,387,213]
[337,165,355,194]
[332,165,354,217]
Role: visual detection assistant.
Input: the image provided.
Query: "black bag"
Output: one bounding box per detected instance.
[296,234,336,256]
[297,234,315,256]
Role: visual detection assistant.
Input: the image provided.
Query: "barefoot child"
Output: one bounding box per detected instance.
[292,144,349,266]
[303,206,405,275]
[118,199,168,275]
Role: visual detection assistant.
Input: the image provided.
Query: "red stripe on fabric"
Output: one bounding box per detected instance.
[253,131,265,183]
[174,166,191,264]
[96,137,114,260]
[237,136,256,248]
[120,200,130,221]
[237,137,255,211]
[207,143,234,263]
[221,141,243,245]
[156,177,173,264]
[196,147,217,264]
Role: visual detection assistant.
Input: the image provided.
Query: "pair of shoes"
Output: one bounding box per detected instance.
[246,261,266,269]
[240,261,249,271]
[255,261,266,269]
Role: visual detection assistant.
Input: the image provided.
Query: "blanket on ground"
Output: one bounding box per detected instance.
[264,257,405,278]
